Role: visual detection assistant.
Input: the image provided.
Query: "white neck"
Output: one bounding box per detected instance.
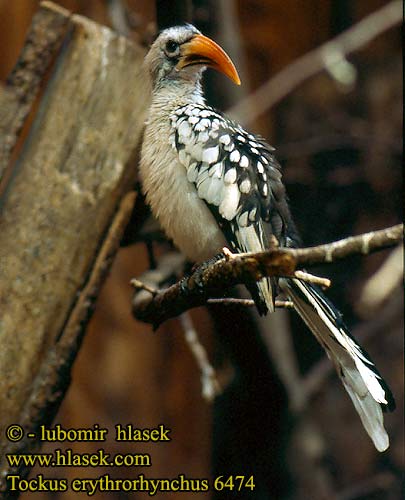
[149,78,206,119]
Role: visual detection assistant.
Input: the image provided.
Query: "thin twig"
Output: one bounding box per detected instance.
[294,270,331,289]
[179,312,221,401]
[208,297,255,306]
[132,224,403,327]
[131,278,157,296]
[227,1,402,124]
[207,298,294,309]
[292,224,402,265]
[131,290,295,308]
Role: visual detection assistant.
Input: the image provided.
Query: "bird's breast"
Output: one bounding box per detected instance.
[140,118,226,262]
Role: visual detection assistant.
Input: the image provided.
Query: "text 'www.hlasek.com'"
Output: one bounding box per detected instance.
[3,423,256,496]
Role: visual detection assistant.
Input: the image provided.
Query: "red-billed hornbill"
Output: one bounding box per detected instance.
[140,25,394,451]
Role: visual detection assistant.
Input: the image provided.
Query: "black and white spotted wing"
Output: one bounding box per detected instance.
[171,103,293,312]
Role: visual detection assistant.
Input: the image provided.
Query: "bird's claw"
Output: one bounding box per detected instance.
[180,253,225,295]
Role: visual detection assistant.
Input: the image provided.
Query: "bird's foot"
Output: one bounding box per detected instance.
[180,253,225,296]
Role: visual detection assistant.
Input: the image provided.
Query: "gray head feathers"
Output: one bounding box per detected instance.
[144,25,202,87]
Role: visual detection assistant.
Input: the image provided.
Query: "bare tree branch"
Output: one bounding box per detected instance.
[294,270,330,289]
[357,245,403,315]
[107,0,131,36]
[228,1,402,124]
[132,224,403,327]
[179,312,221,402]
[207,298,294,308]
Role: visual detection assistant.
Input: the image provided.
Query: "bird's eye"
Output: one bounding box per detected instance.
[165,40,179,56]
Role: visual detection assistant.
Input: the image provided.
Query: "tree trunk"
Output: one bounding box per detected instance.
[0,1,148,489]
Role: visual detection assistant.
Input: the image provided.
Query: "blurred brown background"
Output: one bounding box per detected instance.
[0,1,402,499]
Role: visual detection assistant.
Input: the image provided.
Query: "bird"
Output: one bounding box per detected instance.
[140,24,395,452]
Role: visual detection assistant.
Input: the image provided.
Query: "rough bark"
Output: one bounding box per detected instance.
[132,224,403,327]
[0,1,71,183]
[0,1,148,489]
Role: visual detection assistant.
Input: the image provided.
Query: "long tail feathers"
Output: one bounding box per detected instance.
[236,224,275,314]
[256,277,274,314]
[280,277,395,452]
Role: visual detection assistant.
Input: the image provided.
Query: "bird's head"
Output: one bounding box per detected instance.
[144,24,241,89]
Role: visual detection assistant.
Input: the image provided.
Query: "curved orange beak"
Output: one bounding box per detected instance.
[178,34,241,85]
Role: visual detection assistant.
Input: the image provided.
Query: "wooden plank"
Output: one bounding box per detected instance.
[0,1,71,183]
[0,0,148,472]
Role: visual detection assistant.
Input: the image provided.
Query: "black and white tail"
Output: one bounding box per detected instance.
[280,278,395,452]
